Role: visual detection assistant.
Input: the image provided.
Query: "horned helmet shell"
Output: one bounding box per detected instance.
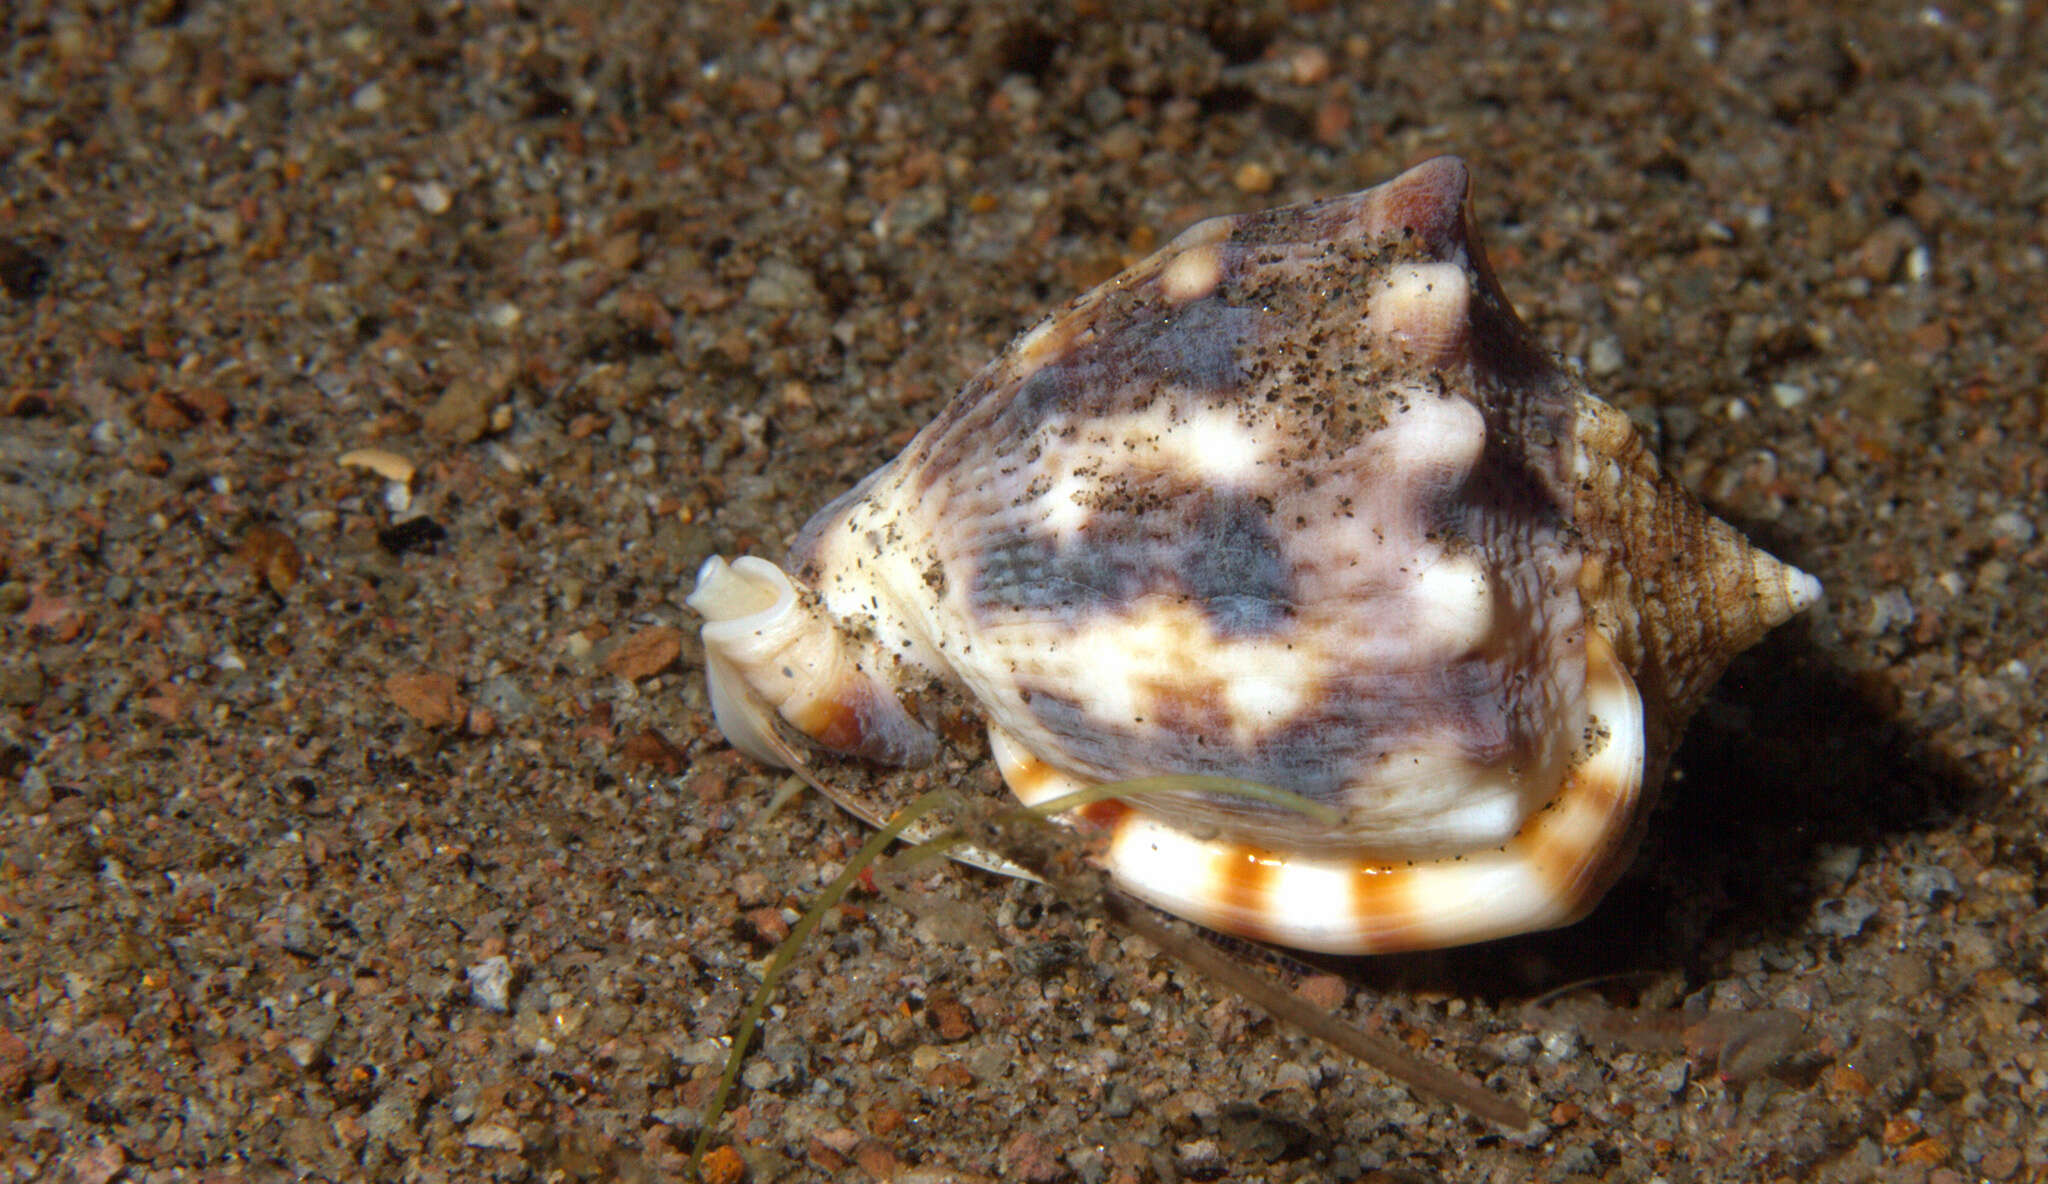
[688,156,1819,955]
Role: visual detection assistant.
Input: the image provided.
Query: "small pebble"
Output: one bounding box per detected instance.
[1287,45,1333,85]
[1988,510,2036,545]
[412,181,452,214]
[364,1091,418,1141]
[18,768,54,811]
[1233,161,1276,194]
[746,259,820,309]
[1539,1028,1583,1062]
[1550,1142,1600,1175]
[463,1122,524,1153]
[699,1146,748,1184]
[1978,1145,2022,1181]
[467,957,513,1013]
[1899,863,1960,904]
[1294,973,1348,1011]
[1175,1138,1226,1181]
[740,1057,786,1090]
[1812,895,1881,939]
[423,378,495,443]
[0,661,45,707]
[926,992,976,1041]
[1587,335,1624,377]
[1866,589,1915,635]
[1001,1131,1069,1184]
[338,447,416,484]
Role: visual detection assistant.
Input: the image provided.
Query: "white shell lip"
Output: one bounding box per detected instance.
[688,554,792,638]
[686,555,801,769]
[688,553,939,768]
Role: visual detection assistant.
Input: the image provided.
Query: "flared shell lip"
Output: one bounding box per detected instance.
[687,555,797,640]
[686,555,804,770]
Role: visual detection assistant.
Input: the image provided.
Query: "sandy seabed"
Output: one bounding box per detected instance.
[2,3,2044,1182]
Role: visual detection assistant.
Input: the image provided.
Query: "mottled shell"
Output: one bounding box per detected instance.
[688,157,1818,954]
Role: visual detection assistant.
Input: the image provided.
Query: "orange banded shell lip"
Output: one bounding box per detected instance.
[986,632,1644,955]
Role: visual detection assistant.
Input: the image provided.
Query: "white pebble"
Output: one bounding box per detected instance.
[1865,588,1914,635]
[1989,509,2036,544]
[1588,336,1624,377]
[412,181,452,214]
[1539,1028,1583,1062]
[467,956,513,1013]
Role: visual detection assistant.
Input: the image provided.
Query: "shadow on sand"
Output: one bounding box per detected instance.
[1312,620,1989,1001]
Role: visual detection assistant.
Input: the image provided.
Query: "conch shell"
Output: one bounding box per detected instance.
[688,157,1818,954]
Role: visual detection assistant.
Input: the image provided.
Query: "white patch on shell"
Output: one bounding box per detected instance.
[1220,668,1310,732]
[992,598,1322,749]
[1159,243,1225,303]
[1334,749,1531,853]
[1166,406,1266,484]
[1047,403,1272,487]
[1040,468,1094,542]
[1003,403,1273,545]
[804,483,949,675]
[1373,385,1486,480]
[1410,555,1495,656]
[1368,262,1471,367]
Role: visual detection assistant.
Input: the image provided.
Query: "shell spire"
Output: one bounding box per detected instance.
[1372,156,1821,775]
[1569,394,1821,771]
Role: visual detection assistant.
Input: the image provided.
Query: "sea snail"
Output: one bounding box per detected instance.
[687,157,1819,955]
